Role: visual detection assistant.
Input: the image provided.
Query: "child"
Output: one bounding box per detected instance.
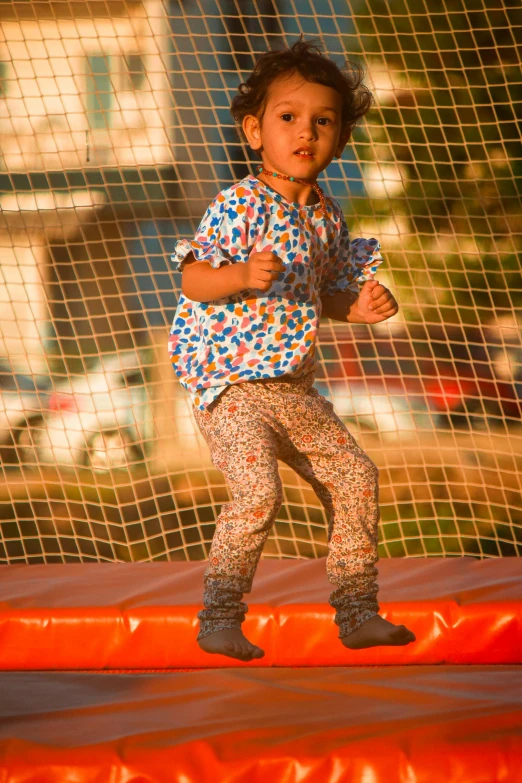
[169,39,416,662]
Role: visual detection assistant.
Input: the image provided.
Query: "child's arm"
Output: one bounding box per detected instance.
[321,280,399,324]
[181,251,284,303]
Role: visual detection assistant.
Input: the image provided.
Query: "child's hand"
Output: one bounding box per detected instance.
[353,279,399,324]
[241,251,285,293]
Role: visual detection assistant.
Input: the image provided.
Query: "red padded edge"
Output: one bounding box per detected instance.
[1,666,521,782]
[0,558,521,668]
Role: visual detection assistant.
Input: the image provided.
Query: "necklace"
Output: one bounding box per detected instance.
[256,165,328,219]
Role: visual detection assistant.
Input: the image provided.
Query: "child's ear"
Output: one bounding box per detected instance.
[243,115,262,150]
[335,127,352,158]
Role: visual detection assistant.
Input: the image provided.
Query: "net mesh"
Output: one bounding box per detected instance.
[0,0,521,563]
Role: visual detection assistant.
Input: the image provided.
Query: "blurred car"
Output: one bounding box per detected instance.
[0,366,51,463]
[0,351,153,470]
[316,323,522,433]
[315,376,436,437]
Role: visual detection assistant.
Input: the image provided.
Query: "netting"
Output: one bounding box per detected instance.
[0,0,521,564]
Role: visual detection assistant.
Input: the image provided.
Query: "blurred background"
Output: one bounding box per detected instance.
[0,0,521,563]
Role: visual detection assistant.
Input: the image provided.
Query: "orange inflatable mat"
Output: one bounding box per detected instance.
[0,556,521,669]
[1,666,521,782]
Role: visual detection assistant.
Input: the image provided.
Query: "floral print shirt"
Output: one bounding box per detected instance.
[169,174,383,410]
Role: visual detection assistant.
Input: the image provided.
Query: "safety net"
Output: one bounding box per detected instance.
[0,0,521,563]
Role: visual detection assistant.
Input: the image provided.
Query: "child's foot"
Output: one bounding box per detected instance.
[341,614,416,650]
[198,628,265,661]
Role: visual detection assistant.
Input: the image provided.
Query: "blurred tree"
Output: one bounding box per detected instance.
[345,0,522,326]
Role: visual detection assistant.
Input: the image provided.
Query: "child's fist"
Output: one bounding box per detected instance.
[241,251,285,293]
[355,279,399,323]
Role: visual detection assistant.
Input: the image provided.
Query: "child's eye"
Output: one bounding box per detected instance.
[280,113,293,122]
[316,117,332,126]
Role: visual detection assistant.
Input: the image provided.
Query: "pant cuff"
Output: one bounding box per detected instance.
[337,607,379,639]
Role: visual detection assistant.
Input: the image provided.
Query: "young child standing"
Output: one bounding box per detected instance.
[169,40,416,662]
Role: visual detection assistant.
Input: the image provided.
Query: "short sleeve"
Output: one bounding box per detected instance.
[320,212,383,296]
[171,188,256,272]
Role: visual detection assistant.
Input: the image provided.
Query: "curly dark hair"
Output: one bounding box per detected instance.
[230,38,373,142]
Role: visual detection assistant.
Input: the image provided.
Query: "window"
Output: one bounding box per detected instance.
[86,55,113,129]
[123,53,146,90]
[0,61,8,97]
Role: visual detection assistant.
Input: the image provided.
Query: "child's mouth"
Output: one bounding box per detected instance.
[295,149,314,159]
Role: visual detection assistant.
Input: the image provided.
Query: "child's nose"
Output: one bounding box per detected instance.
[298,120,318,140]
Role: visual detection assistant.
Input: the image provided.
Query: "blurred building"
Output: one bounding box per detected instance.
[0,0,173,370]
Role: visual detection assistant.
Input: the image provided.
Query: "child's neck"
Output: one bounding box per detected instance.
[256,169,319,207]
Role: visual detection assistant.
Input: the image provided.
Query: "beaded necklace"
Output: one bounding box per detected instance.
[256,164,328,219]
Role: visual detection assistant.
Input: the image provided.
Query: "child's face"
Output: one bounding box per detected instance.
[243,71,350,181]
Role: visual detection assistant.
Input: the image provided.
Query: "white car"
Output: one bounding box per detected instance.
[314,378,436,438]
[0,366,51,465]
[0,351,153,471]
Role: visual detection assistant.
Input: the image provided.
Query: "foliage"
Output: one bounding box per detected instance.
[345,0,522,324]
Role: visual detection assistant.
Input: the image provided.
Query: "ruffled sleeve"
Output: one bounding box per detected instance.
[320,210,383,296]
[171,187,257,272]
[349,237,383,285]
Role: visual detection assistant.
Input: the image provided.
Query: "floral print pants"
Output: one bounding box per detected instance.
[192,371,381,640]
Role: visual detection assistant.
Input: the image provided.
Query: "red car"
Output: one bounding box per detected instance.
[317,323,522,431]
